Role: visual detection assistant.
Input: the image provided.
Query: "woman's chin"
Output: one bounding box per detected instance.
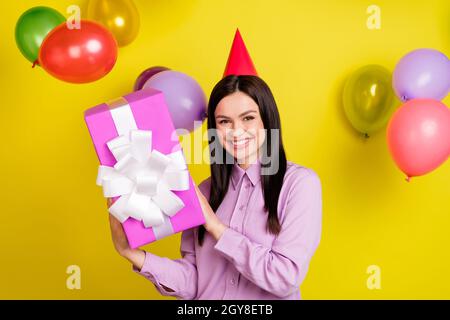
[232,151,258,165]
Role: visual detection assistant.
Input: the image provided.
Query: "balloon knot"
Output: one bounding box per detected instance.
[405,176,411,182]
[32,60,39,68]
[364,133,370,139]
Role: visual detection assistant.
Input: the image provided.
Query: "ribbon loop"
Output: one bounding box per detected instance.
[97,129,189,228]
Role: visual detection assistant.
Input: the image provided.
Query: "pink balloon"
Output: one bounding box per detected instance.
[387,99,450,181]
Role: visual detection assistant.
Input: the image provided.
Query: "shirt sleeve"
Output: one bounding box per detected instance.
[131,178,210,299]
[213,169,322,298]
[132,226,198,300]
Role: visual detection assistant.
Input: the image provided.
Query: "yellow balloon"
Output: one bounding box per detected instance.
[343,65,397,136]
[87,0,140,47]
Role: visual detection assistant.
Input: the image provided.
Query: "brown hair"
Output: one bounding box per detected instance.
[198,75,287,246]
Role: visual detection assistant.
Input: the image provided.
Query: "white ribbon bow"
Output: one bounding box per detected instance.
[96,129,189,228]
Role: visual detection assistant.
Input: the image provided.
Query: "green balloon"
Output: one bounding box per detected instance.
[343,65,397,136]
[15,6,65,63]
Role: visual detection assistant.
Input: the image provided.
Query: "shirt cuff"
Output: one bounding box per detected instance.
[213,227,244,261]
[132,251,178,296]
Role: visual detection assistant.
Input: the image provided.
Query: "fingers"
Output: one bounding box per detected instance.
[106,197,118,208]
[193,183,204,199]
[109,213,123,232]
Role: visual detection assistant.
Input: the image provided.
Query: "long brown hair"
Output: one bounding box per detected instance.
[198,75,287,246]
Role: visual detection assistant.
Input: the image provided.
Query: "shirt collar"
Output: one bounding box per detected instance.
[230,158,262,190]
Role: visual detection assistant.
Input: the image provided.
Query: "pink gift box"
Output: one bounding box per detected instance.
[84,88,205,248]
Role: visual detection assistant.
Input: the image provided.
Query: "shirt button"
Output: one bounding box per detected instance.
[230,278,236,285]
[245,183,251,189]
[239,205,246,211]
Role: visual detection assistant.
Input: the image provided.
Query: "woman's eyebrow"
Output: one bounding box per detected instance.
[215,110,257,119]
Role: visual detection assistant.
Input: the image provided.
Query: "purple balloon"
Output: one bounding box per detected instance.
[134,66,170,91]
[143,70,207,132]
[393,48,450,102]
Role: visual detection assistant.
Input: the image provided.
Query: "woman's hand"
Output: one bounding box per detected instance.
[107,198,145,270]
[107,199,175,293]
[194,184,227,241]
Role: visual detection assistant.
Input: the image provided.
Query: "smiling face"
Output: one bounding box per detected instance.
[214,91,266,167]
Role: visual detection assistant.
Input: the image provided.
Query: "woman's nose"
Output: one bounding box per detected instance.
[231,127,245,137]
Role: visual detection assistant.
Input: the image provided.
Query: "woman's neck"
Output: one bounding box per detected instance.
[238,162,251,170]
[236,153,260,170]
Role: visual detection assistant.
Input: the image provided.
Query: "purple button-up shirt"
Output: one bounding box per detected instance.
[133,160,322,300]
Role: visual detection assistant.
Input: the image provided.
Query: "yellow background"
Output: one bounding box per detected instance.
[0,0,449,299]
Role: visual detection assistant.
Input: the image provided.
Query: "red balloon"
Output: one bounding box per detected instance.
[38,20,118,83]
[387,99,450,181]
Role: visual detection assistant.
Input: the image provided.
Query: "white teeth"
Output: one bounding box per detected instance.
[231,139,250,146]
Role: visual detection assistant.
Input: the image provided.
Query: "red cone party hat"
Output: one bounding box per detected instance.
[223,28,258,77]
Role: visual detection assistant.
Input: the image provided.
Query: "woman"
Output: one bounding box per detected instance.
[108,75,322,299]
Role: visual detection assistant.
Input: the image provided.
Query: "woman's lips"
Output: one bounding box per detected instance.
[229,138,253,149]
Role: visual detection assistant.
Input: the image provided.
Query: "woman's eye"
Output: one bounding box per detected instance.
[243,116,255,121]
[219,119,230,124]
